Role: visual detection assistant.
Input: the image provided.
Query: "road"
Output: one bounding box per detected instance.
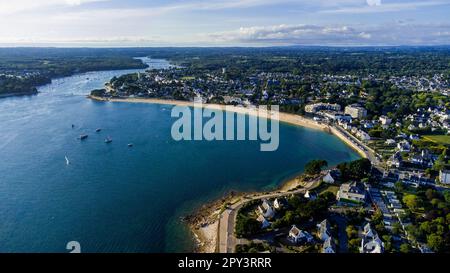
[217,123,384,253]
[218,178,322,253]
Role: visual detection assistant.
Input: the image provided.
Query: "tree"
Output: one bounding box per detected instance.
[400,243,412,253]
[337,158,372,180]
[235,215,260,238]
[348,158,372,179]
[425,189,438,201]
[395,181,404,192]
[346,225,358,239]
[444,191,450,204]
[392,222,402,235]
[348,238,362,253]
[382,235,393,252]
[403,194,421,211]
[304,160,328,175]
[427,233,444,252]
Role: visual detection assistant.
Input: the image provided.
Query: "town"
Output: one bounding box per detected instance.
[91,48,450,253]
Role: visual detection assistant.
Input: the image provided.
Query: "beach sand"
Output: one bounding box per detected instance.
[89,96,329,131]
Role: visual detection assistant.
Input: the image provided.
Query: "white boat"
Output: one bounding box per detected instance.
[65,156,70,165]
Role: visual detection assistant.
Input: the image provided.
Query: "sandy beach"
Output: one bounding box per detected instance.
[89,95,370,252]
[89,95,370,158]
[89,95,329,131]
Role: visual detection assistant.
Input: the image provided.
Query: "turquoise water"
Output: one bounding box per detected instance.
[0,59,359,253]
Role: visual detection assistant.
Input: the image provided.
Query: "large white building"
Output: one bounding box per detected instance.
[345,104,367,119]
[258,199,275,219]
[337,182,367,204]
[360,223,384,253]
[305,103,341,114]
[439,170,450,184]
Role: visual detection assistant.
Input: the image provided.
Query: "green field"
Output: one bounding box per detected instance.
[423,135,450,145]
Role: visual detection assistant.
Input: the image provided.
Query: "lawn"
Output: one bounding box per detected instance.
[319,185,340,196]
[423,135,450,145]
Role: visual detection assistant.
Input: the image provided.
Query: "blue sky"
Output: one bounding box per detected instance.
[1,0,450,46]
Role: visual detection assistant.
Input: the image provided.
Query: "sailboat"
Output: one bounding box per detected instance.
[65,156,70,165]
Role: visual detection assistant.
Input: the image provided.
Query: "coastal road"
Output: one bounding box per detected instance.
[217,123,383,253]
[218,179,322,253]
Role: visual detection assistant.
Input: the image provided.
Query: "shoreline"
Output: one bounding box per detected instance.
[88,96,326,131]
[88,95,370,252]
[89,95,369,159]
[0,90,38,99]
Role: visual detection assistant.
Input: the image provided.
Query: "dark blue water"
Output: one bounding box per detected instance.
[0,59,359,253]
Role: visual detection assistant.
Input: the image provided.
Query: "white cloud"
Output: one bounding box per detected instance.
[0,0,109,15]
[366,0,382,7]
[202,23,450,46]
[323,1,450,14]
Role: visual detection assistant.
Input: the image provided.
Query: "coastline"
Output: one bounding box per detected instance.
[88,95,370,252]
[0,90,38,99]
[88,95,369,159]
[89,95,332,133]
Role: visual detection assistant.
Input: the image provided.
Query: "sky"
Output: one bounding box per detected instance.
[0,0,450,47]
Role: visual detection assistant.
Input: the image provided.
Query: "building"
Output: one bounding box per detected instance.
[258,199,275,219]
[360,223,384,253]
[322,237,336,253]
[439,170,450,184]
[397,140,411,152]
[317,219,332,241]
[356,130,371,142]
[337,182,367,204]
[345,104,367,119]
[323,169,340,184]
[288,225,314,244]
[305,103,341,114]
[273,198,287,210]
[304,190,318,200]
[257,215,271,229]
[323,172,335,184]
[387,152,402,168]
[379,115,392,126]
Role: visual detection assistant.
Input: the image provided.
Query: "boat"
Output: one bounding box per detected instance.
[65,156,70,165]
[96,128,102,133]
[105,137,113,144]
[79,134,88,140]
[128,143,134,147]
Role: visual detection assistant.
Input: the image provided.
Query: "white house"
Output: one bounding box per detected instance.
[439,170,450,184]
[387,152,402,168]
[258,199,275,219]
[304,190,318,200]
[322,237,336,253]
[397,140,411,152]
[317,219,332,241]
[288,225,314,244]
[360,223,384,253]
[323,170,338,184]
[337,182,367,204]
[273,198,286,210]
[379,115,392,126]
[345,104,367,119]
[257,215,271,229]
[356,130,371,142]
[385,139,396,146]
